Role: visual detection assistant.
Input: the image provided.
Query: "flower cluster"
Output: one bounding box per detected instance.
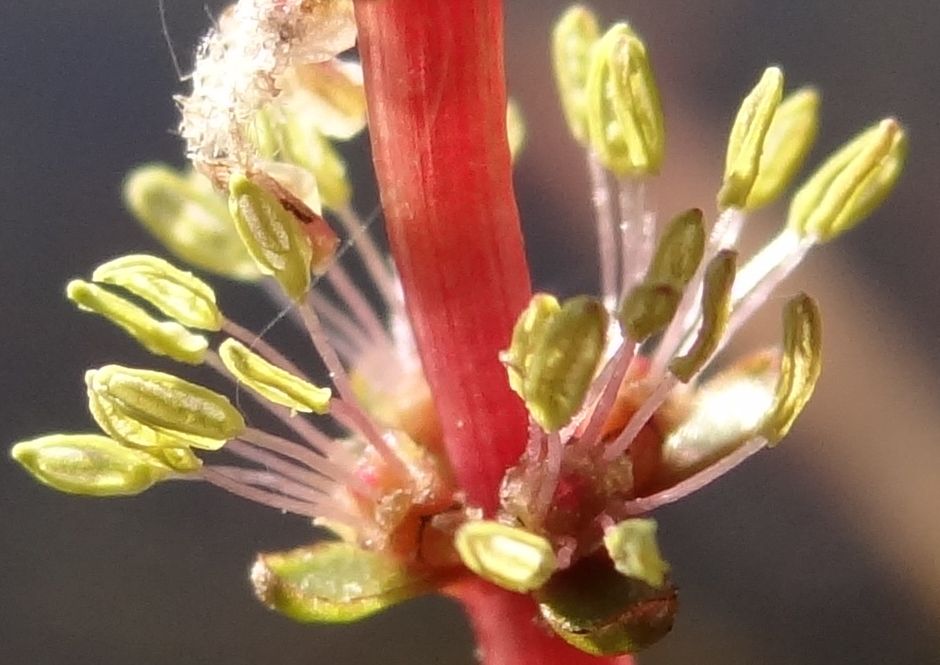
[11,1,905,659]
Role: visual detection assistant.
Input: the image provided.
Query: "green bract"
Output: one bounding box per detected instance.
[67,280,208,365]
[760,293,822,444]
[92,254,222,331]
[517,296,608,432]
[228,173,315,300]
[587,23,665,176]
[455,520,557,593]
[251,542,432,623]
[86,365,245,451]
[718,67,785,209]
[552,5,601,142]
[743,87,820,209]
[124,164,260,281]
[788,118,907,242]
[536,554,678,656]
[11,434,173,497]
[670,250,737,382]
[603,519,670,589]
[219,338,331,414]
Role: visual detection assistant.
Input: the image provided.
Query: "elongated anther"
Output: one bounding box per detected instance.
[86,365,245,451]
[219,338,332,414]
[670,250,737,382]
[92,254,222,331]
[67,280,208,365]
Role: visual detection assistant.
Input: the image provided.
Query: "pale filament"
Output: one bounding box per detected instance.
[587,153,620,311]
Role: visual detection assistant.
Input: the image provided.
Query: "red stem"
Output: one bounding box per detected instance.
[454,579,635,665]
[354,1,631,662]
[354,0,530,513]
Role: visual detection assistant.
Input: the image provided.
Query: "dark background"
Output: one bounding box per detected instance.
[2,1,939,664]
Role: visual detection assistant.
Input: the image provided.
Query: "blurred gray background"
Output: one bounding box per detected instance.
[1,1,938,663]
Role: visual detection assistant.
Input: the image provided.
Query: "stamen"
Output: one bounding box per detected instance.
[587,154,619,310]
[309,292,371,355]
[222,316,314,381]
[576,341,637,451]
[534,432,564,522]
[226,440,346,496]
[603,373,677,460]
[335,205,399,308]
[206,465,327,504]
[242,427,361,489]
[204,350,357,468]
[717,233,813,358]
[619,437,768,514]
[325,263,392,348]
[330,399,409,479]
[200,466,326,520]
[200,467,363,528]
[651,207,744,376]
[618,179,653,298]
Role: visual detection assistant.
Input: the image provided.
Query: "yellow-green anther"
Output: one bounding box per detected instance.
[670,250,737,382]
[647,209,706,287]
[552,5,601,143]
[603,519,670,589]
[587,24,665,176]
[251,542,433,623]
[124,164,260,281]
[86,365,245,451]
[744,87,821,210]
[619,283,681,341]
[11,434,173,497]
[67,280,208,365]
[150,446,203,473]
[788,118,907,242]
[219,338,331,414]
[228,172,314,300]
[503,293,562,398]
[507,99,527,163]
[523,296,608,432]
[455,521,557,593]
[718,67,785,210]
[760,293,822,445]
[92,254,222,331]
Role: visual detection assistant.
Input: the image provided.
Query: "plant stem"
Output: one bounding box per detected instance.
[453,579,635,665]
[354,2,633,661]
[354,0,531,513]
